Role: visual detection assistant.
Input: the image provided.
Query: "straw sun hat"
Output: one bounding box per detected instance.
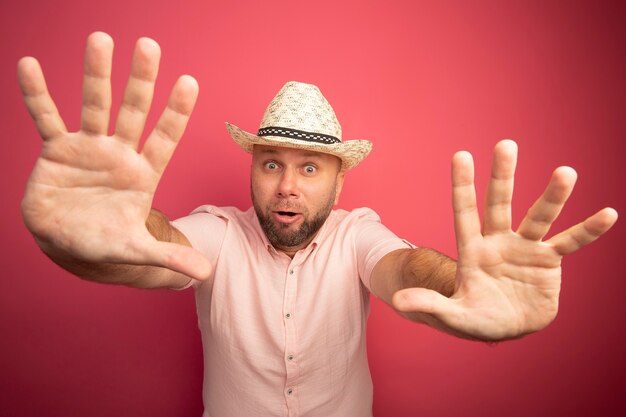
[225,81,372,170]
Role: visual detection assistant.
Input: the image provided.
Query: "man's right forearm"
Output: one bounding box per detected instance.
[36,209,193,289]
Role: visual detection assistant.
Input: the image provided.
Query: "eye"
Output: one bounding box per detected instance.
[265,161,279,170]
[304,165,317,174]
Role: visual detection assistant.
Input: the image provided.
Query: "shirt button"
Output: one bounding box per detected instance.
[289,269,294,275]
[287,388,293,395]
[287,355,294,361]
[285,313,291,319]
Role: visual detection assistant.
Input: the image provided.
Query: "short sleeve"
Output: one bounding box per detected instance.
[353,208,416,292]
[171,206,228,289]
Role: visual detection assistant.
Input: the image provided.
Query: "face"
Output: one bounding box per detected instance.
[251,145,345,255]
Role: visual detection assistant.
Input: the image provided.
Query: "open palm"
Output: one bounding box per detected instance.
[393,141,617,340]
[19,32,209,280]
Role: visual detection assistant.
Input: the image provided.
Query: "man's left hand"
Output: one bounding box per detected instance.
[392,140,617,341]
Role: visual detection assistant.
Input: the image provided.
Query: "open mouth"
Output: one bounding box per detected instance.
[272,211,302,224]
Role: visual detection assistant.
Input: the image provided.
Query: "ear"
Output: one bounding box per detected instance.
[334,171,346,205]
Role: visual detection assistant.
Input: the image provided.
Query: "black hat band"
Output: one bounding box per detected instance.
[257,126,341,145]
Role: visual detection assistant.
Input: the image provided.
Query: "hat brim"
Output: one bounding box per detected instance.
[225,122,372,171]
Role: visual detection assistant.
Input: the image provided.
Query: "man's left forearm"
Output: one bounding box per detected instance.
[400,247,457,297]
[371,247,456,308]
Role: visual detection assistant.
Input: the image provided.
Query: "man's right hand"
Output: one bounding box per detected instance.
[18,32,211,283]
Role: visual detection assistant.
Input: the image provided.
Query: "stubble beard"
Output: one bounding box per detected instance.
[252,185,336,250]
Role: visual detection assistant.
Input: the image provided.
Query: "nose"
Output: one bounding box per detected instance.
[276,168,300,198]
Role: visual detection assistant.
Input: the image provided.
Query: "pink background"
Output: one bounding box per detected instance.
[1,1,625,416]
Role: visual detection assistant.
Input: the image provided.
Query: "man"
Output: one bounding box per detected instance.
[18,32,617,417]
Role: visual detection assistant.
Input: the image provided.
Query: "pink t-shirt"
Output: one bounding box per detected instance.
[173,206,412,417]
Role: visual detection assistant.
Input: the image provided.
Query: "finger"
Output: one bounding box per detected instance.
[452,150,482,248]
[483,140,517,234]
[517,167,577,240]
[393,287,452,313]
[80,32,113,135]
[117,233,212,281]
[113,37,161,149]
[142,75,199,175]
[17,57,68,140]
[142,240,213,281]
[392,287,463,329]
[546,207,618,255]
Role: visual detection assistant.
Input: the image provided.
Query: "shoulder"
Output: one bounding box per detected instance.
[171,205,249,248]
[173,205,260,238]
[181,205,269,246]
[316,207,387,245]
[329,207,409,247]
[186,205,248,222]
[328,207,383,226]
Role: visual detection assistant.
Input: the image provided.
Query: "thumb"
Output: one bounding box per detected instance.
[139,240,213,281]
[392,287,457,317]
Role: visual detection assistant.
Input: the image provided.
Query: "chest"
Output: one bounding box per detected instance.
[197,237,370,356]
